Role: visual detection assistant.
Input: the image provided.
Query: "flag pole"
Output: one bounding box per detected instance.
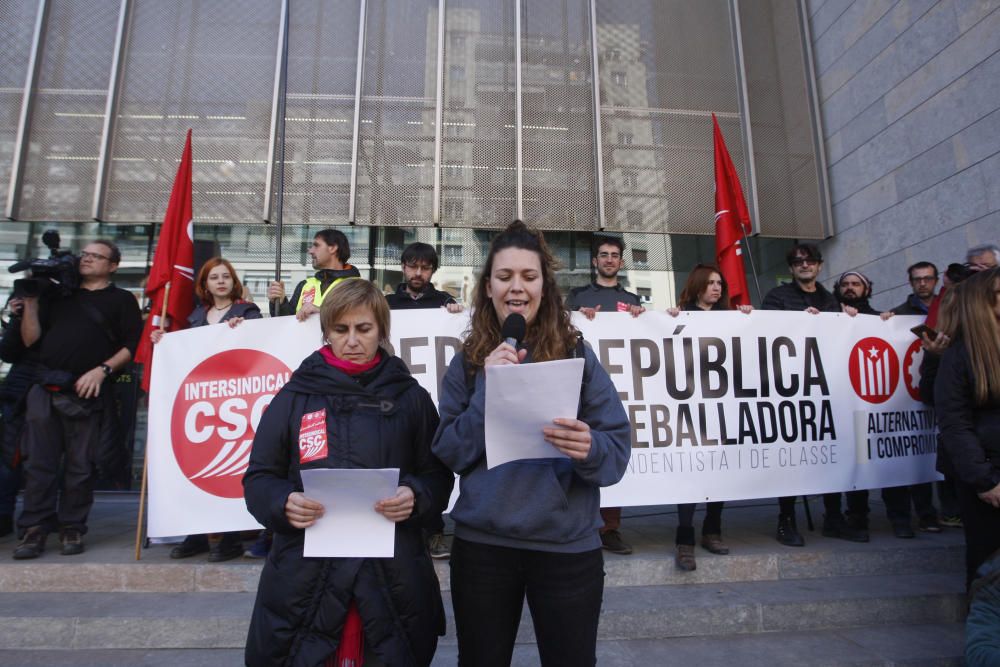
[270,0,290,316]
[739,226,764,305]
[135,279,171,560]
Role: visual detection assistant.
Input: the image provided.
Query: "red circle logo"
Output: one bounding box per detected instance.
[902,339,924,402]
[848,337,900,404]
[170,349,292,498]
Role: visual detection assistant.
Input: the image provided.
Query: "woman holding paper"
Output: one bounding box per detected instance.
[664,264,751,571]
[151,257,260,562]
[432,220,631,667]
[934,267,1000,588]
[242,278,453,667]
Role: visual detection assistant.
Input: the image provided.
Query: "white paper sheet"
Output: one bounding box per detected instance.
[484,357,585,469]
[299,468,400,558]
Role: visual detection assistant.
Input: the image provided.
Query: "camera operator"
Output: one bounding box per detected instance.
[13,240,142,559]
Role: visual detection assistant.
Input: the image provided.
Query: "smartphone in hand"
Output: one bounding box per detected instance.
[910,324,938,341]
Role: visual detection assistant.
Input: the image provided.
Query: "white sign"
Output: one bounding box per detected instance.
[300,468,399,558]
[147,309,936,537]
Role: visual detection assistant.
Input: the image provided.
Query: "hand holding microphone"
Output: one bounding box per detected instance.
[485,313,528,367]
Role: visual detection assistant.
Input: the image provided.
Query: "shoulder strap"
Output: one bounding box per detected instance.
[79,300,118,346]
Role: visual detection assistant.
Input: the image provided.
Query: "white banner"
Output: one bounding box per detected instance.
[147,310,938,537]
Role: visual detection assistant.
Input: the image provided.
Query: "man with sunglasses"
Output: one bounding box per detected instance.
[761,243,842,547]
[566,235,645,556]
[13,240,141,559]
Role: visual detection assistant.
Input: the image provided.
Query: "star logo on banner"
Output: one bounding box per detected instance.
[867,346,880,359]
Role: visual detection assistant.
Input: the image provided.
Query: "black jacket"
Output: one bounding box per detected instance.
[243,351,453,667]
[934,337,1000,493]
[385,284,456,310]
[761,281,840,313]
[892,294,931,316]
[186,300,261,327]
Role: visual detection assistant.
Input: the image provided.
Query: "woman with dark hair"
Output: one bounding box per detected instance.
[152,257,261,561]
[243,278,453,666]
[666,264,751,571]
[432,220,631,666]
[934,267,1000,588]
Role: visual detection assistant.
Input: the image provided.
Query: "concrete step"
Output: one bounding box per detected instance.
[0,538,964,593]
[0,572,965,650]
[0,623,966,666]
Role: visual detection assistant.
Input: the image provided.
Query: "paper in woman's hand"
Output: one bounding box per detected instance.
[484,357,585,469]
[300,468,400,557]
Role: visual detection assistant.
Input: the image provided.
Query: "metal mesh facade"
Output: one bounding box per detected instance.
[279,0,359,226]
[441,0,517,230]
[738,1,826,239]
[3,0,830,241]
[19,0,118,221]
[355,0,438,227]
[0,0,39,215]
[521,0,597,230]
[595,0,746,234]
[103,0,279,223]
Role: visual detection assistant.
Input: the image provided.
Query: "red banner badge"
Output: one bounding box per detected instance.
[848,337,900,404]
[170,349,291,498]
[298,409,329,463]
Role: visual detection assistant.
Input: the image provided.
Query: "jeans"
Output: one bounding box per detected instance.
[449,537,604,667]
[882,483,937,524]
[823,490,869,520]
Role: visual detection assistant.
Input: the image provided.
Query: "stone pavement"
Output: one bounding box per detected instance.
[0,493,968,666]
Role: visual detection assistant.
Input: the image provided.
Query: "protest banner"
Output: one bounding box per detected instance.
[147,309,936,537]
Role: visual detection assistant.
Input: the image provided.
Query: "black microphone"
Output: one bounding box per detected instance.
[501,313,526,349]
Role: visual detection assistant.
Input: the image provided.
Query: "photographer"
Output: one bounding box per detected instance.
[13,240,142,559]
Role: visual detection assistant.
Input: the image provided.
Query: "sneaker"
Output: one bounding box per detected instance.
[59,527,84,556]
[170,534,209,559]
[939,515,963,528]
[675,544,697,571]
[821,513,869,543]
[700,534,730,555]
[776,515,805,547]
[243,531,272,559]
[600,529,633,555]
[13,527,47,560]
[428,533,452,560]
[918,518,943,533]
[207,535,244,563]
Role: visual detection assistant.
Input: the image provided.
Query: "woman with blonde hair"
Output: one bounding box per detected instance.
[432,220,631,666]
[243,278,453,666]
[934,267,1000,587]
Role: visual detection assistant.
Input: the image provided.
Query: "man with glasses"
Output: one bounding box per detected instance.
[566,235,644,555]
[385,242,464,313]
[761,243,843,547]
[892,262,938,316]
[385,242,461,559]
[13,240,142,559]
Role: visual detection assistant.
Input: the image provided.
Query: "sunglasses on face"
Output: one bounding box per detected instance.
[790,258,818,267]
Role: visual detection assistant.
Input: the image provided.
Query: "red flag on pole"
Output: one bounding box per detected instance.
[712,113,753,307]
[135,129,196,392]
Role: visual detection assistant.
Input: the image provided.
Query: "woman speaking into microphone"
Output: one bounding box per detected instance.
[432,220,631,666]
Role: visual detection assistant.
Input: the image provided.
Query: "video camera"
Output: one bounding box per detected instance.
[9,230,79,299]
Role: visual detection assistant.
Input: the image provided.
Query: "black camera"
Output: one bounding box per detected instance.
[9,230,80,299]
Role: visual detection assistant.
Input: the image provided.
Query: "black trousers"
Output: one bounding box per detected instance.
[449,537,604,667]
[956,481,1000,589]
[676,502,724,545]
[17,386,102,535]
[882,482,937,524]
[822,490,869,518]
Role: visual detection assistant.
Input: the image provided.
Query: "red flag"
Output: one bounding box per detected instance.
[135,130,196,392]
[712,114,752,307]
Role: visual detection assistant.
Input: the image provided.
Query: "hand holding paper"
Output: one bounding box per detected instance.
[543,417,592,460]
[375,485,415,522]
[285,491,325,529]
[300,468,400,557]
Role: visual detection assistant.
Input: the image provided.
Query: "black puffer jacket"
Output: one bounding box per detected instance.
[934,337,1000,493]
[761,280,840,312]
[243,350,453,667]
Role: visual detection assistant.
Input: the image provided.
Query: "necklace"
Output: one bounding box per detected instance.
[213,303,231,311]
